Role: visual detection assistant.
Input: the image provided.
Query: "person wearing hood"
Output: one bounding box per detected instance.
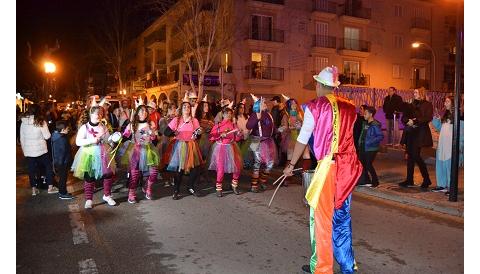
[357,106,384,187]
[20,104,59,196]
[51,120,74,199]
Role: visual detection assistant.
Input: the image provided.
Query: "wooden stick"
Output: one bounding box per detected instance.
[272,174,285,186]
[272,168,302,185]
[268,176,287,208]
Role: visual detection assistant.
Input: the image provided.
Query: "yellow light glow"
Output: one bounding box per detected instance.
[44,62,56,73]
[412,42,420,48]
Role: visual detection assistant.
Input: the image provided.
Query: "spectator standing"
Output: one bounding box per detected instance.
[399,88,433,190]
[270,95,286,166]
[431,96,464,194]
[20,104,59,196]
[353,104,367,153]
[51,120,74,199]
[357,106,384,187]
[382,87,404,145]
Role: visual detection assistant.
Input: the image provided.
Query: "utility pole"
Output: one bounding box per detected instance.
[449,2,463,202]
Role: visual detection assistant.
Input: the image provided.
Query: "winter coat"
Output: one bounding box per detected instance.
[20,116,51,157]
[382,93,404,119]
[353,113,365,151]
[400,100,433,148]
[51,131,72,167]
[360,120,384,152]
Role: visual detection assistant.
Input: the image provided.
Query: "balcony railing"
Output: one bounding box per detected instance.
[339,38,371,52]
[245,65,284,81]
[253,0,285,4]
[249,29,285,43]
[313,0,337,14]
[144,27,166,46]
[186,63,233,73]
[410,50,431,60]
[411,17,431,30]
[341,6,371,20]
[339,73,370,86]
[312,35,336,48]
[411,79,430,89]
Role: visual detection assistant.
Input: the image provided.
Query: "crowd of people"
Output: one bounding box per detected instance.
[17,66,465,274]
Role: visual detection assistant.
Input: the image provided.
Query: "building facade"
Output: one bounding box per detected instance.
[124,0,460,105]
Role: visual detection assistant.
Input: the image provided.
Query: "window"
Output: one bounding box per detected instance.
[394,5,403,17]
[394,35,404,49]
[343,61,360,77]
[251,52,272,79]
[251,15,273,41]
[314,57,329,73]
[413,7,424,18]
[392,64,402,79]
[344,27,360,50]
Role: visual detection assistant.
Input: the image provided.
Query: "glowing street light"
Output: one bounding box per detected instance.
[411,42,420,48]
[44,62,56,74]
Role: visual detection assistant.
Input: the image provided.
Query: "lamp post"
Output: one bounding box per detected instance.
[43,61,56,101]
[412,42,436,91]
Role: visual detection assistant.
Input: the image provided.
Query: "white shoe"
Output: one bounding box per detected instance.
[85,200,93,209]
[48,186,59,194]
[32,187,40,196]
[102,195,116,206]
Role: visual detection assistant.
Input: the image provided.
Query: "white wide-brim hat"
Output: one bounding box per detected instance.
[313,66,340,87]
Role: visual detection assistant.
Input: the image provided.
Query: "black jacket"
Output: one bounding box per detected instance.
[51,131,72,167]
[400,100,433,148]
[353,113,365,152]
[383,93,404,119]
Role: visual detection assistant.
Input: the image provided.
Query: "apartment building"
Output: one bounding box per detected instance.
[124,0,460,105]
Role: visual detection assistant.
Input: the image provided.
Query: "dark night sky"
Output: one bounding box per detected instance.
[16,0,161,100]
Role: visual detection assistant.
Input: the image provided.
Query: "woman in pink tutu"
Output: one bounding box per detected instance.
[208,102,243,197]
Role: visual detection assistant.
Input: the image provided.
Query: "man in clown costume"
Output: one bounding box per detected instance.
[283,66,362,274]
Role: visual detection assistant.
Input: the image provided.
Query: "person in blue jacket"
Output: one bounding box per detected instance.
[51,120,74,199]
[358,106,384,187]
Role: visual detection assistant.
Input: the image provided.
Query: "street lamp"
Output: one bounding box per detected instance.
[412,42,436,91]
[43,61,56,101]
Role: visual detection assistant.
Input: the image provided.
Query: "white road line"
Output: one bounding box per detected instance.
[78,258,98,274]
[68,203,89,245]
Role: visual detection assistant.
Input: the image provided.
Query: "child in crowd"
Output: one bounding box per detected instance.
[51,120,74,199]
[71,97,117,209]
[358,106,384,187]
[208,103,243,197]
[120,99,160,203]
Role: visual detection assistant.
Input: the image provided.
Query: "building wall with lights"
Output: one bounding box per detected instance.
[126,0,460,106]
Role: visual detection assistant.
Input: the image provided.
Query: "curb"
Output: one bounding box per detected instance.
[354,186,464,218]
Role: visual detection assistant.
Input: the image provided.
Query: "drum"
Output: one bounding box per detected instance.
[302,170,315,206]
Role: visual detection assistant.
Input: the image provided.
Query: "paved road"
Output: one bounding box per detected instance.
[16,177,463,273]
[16,148,463,274]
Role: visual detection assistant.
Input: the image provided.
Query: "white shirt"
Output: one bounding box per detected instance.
[297,107,315,145]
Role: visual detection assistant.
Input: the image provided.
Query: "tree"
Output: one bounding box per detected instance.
[148,0,236,102]
[88,0,136,92]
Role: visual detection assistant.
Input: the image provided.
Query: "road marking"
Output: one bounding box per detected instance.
[68,203,89,245]
[78,258,98,274]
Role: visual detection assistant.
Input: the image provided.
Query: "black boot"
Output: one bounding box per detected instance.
[232,186,240,195]
[398,180,414,188]
[172,191,179,200]
[216,190,223,197]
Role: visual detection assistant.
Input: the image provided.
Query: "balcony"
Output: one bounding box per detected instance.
[249,29,284,43]
[339,73,370,86]
[410,50,431,65]
[411,17,431,36]
[312,35,336,48]
[338,38,371,57]
[246,0,284,12]
[144,27,166,48]
[245,65,284,86]
[246,29,285,50]
[312,0,337,20]
[187,63,233,73]
[411,79,430,89]
[339,6,371,24]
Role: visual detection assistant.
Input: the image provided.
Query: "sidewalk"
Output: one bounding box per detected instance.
[355,148,464,218]
[269,147,464,219]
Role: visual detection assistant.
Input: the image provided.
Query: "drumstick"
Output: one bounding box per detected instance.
[268,176,287,208]
[272,168,302,185]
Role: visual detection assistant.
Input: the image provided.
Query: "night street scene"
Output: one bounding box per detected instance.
[15,0,466,273]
